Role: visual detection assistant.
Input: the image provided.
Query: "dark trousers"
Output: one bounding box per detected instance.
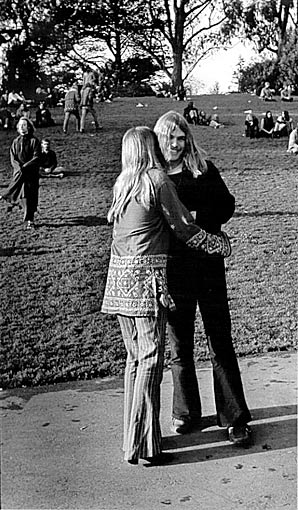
[167,254,251,427]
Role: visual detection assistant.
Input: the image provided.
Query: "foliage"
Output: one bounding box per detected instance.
[0,94,297,388]
[229,0,298,56]
[237,59,280,94]
[237,26,298,94]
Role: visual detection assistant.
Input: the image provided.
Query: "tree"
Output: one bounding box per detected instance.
[129,0,242,95]
[231,0,298,57]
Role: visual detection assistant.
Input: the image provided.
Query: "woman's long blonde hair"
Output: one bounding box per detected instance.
[154,110,207,176]
[107,126,167,222]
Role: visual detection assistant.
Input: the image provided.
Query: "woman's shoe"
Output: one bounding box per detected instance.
[171,417,191,434]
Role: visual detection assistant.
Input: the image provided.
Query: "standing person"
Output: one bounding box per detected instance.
[39,139,65,178]
[154,111,252,446]
[79,80,101,133]
[101,126,231,465]
[0,117,41,229]
[63,82,80,134]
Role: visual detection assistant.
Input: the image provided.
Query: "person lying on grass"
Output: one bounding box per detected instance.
[101,126,231,466]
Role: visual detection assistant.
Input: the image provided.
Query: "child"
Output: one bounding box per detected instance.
[39,139,65,178]
[101,126,231,465]
[0,117,41,229]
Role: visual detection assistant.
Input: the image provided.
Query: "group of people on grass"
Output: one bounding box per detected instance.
[62,73,101,134]
[259,81,294,102]
[183,101,223,128]
[244,109,297,146]
[1,98,297,465]
[0,72,102,134]
[1,111,252,466]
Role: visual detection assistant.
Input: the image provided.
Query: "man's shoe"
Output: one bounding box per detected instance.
[171,418,191,434]
[228,425,252,446]
[142,452,174,466]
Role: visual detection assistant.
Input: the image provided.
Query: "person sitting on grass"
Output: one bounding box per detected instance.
[183,101,199,125]
[280,83,293,102]
[39,139,65,178]
[15,102,32,122]
[209,113,224,129]
[197,110,210,126]
[274,110,293,138]
[259,111,275,138]
[287,122,298,154]
[35,101,55,128]
[260,81,275,101]
[245,111,259,138]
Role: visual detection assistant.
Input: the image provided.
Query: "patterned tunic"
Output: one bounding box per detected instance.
[101,167,209,317]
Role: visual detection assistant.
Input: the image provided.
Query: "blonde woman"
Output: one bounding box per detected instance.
[154,111,251,446]
[101,126,231,465]
[0,117,41,229]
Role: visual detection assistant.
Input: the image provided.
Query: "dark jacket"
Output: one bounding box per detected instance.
[39,149,57,171]
[169,160,235,255]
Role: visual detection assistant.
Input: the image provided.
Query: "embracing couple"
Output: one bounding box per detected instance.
[101,111,251,465]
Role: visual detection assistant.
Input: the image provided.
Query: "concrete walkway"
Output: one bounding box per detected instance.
[1,352,297,510]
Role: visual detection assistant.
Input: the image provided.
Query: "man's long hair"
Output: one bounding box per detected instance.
[154,110,207,176]
[107,126,167,223]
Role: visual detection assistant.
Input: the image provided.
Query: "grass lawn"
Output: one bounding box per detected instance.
[0,93,297,388]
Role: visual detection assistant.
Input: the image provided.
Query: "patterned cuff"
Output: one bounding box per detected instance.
[202,231,232,257]
[186,229,207,249]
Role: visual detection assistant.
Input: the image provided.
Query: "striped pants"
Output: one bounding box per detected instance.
[118,309,166,462]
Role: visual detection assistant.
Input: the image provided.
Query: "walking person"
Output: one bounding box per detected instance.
[101,126,231,465]
[79,79,101,133]
[0,117,41,229]
[63,82,80,134]
[154,111,252,445]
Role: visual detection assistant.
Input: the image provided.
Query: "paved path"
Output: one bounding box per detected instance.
[1,352,297,510]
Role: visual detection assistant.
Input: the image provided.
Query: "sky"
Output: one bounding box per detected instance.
[193,39,259,93]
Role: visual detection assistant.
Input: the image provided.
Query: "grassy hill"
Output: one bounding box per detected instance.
[0,93,297,388]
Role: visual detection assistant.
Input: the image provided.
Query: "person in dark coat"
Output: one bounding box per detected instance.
[245,111,259,138]
[35,101,55,128]
[183,101,199,125]
[0,117,41,229]
[154,111,252,446]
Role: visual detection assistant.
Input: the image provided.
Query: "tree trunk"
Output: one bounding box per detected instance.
[171,2,186,97]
